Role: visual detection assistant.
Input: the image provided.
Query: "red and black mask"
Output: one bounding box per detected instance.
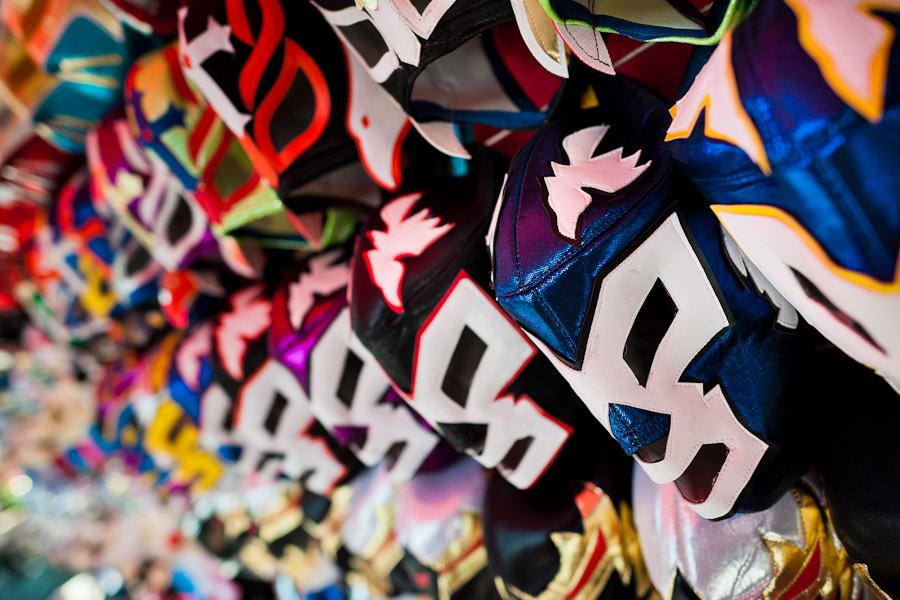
[178,0,357,198]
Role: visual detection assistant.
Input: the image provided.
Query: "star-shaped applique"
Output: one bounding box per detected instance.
[666,32,771,175]
[786,0,900,123]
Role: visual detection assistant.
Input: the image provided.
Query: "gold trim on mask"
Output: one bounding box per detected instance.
[760,490,859,600]
[422,512,489,600]
[303,484,351,560]
[239,537,280,580]
[500,484,658,600]
[280,544,325,587]
[620,501,660,600]
[852,563,893,600]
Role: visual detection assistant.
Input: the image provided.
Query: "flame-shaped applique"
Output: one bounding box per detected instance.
[498,484,650,600]
[545,125,650,244]
[785,0,900,123]
[176,322,212,390]
[760,490,855,600]
[363,193,454,313]
[215,285,271,380]
[666,32,772,175]
[288,251,349,330]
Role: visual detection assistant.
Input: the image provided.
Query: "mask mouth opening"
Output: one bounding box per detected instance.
[383,440,409,471]
[674,442,729,505]
[635,436,730,504]
[498,435,534,474]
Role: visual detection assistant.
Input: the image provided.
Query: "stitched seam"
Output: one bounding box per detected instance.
[525,0,553,54]
[533,288,577,355]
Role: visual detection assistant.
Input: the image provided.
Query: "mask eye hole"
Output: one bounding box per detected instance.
[790,267,884,353]
[435,422,488,454]
[499,436,534,473]
[166,198,193,244]
[441,325,487,409]
[264,391,289,434]
[383,440,408,471]
[337,350,364,408]
[623,278,678,387]
[340,19,391,70]
[126,243,153,275]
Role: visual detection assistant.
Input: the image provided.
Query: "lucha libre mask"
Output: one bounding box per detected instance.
[311,0,565,164]
[202,284,364,494]
[490,74,815,519]
[177,0,357,196]
[124,43,282,237]
[54,170,161,316]
[666,0,900,394]
[86,112,229,273]
[124,43,356,251]
[269,249,449,483]
[116,331,224,492]
[350,148,616,491]
[24,169,163,345]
